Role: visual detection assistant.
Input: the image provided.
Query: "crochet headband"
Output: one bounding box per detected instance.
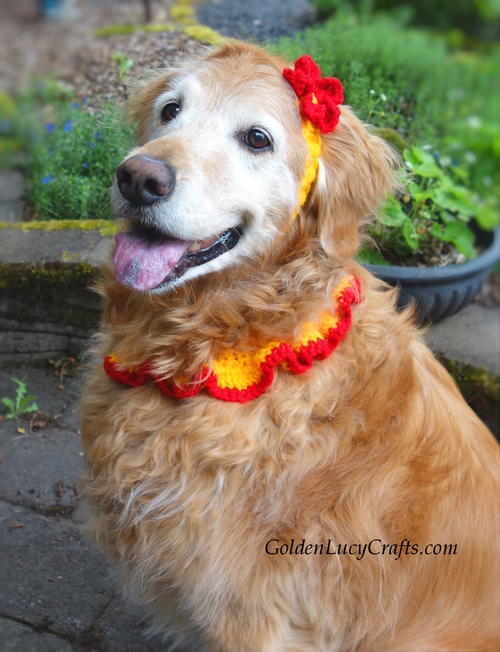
[283,55,343,215]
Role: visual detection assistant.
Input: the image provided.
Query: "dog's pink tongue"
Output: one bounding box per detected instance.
[114,231,191,291]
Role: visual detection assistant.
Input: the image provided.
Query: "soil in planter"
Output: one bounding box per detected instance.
[370,236,469,268]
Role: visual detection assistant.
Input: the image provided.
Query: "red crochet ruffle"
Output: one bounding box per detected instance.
[104,276,361,403]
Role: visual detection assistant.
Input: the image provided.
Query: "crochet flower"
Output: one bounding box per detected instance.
[283,55,343,134]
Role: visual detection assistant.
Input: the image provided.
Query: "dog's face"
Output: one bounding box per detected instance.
[112,43,397,293]
[112,44,307,292]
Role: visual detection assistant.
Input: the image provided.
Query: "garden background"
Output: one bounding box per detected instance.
[0,1,499,650]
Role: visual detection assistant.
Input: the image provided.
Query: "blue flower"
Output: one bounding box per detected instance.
[83,98,90,105]
[41,174,54,184]
[46,122,56,133]
[72,102,80,109]
[88,140,96,148]
[83,161,89,169]
[95,132,102,139]
[63,119,73,131]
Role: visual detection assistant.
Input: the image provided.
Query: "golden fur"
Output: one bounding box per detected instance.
[81,42,500,651]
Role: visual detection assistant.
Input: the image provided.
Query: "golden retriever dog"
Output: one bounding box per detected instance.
[81,42,500,651]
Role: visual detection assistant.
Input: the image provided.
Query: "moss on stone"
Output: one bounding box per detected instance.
[170,5,195,21]
[95,22,175,37]
[0,91,16,117]
[369,127,409,153]
[0,262,101,328]
[0,261,97,289]
[0,219,121,236]
[184,24,226,45]
[170,0,225,44]
[143,22,176,32]
[437,355,500,423]
[0,137,22,153]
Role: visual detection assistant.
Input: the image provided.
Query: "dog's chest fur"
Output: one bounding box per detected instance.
[81,281,431,647]
[81,266,500,652]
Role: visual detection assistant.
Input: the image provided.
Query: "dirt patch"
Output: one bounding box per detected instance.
[1,0,206,103]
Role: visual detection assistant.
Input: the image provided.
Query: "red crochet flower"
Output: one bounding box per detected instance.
[283,55,343,134]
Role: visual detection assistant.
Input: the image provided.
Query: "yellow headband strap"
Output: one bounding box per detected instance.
[293,119,322,220]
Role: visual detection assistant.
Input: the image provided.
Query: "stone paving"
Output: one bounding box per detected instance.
[0,362,171,651]
[197,0,314,41]
[0,172,24,224]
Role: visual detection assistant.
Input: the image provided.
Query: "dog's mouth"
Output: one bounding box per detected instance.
[113,223,243,291]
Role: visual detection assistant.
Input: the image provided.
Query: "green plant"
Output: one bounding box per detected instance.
[312,0,500,42]
[27,102,134,220]
[359,145,499,266]
[445,117,500,203]
[273,11,500,141]
[111,52,135,81]
[2,88,135,220]
[1,378,39,419]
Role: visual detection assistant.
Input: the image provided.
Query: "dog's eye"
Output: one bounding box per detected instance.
[244,128,272,152]
[160,101,181,123]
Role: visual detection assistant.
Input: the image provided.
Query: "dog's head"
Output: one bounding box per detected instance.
[112,42,397,293]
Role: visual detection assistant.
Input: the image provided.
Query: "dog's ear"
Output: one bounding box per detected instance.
[127,72,175,145]
[308,106,399,261]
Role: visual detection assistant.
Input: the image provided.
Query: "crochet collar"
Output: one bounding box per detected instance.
[104,275,361,403]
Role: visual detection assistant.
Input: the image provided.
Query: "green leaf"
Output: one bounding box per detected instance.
[407,181,433,202]
[431,186,476,217]
[475,205,499,230]
[402,220,421,251]
[22,402,39,414]
[357,247,390,265]
[440,211,456,223]
[378,195,406,227]
[451,165,468,181]
[430,220,476,258]
[404,147,442,178]
[1,397,15,410]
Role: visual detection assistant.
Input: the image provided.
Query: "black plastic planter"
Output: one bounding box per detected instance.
[365,227,500,324]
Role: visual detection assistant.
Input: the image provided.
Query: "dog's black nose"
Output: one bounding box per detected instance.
[116,155,176,206]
